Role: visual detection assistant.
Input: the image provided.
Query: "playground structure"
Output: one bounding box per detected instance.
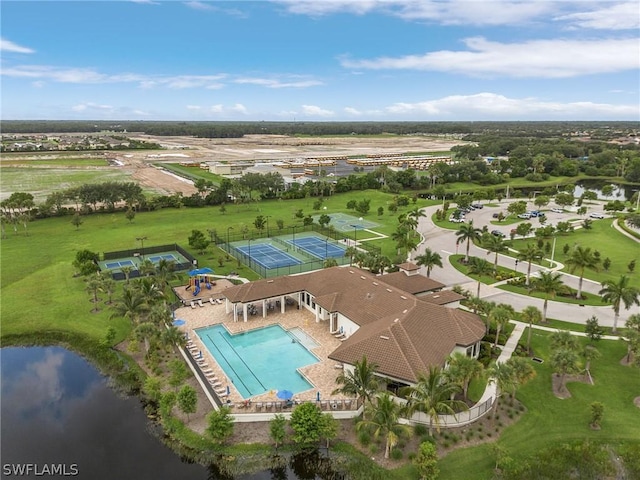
[186,269,217,296]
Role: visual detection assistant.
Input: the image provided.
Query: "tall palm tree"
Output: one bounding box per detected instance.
[345,246,358,266]
[415,248,443,278]
[550,330,580,352]
[100,277,117,305]
[517,244,543,287]
[550,349,580,393]
[120,265,134,284]
[487,362,516,417]
[581,345,601,384]
[332,356,380,418]
[507,357,536,388]
[357,392,412,459]
[162,326,187,352]
[133,276,164,307]
[466,296,487,315]
[155,259,180,293]
[599,275,640,333]
[401,365,467,436]
[139,259,156,277]
[408,206,427,223]
[446,352,484,402]
[456,221,482,263]
[482,234,508,273]
[85,273,103,312]
[467,257,493,298]
[520,305,542,354]
[135,321,158,354]
[533,271,565,322]
[490,304,514,348]
[565,245,600,299]
[110,288,148,324]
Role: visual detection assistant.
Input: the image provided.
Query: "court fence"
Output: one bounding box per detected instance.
[102,243,196,281]
[215,224,381,278]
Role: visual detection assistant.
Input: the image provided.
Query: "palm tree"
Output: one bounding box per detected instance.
[357,392,412,459]
[139,259,156,277]
[133,276,164,306]
[155,259,180,293]
[507,357,536,388]
[415,248,443,278]
[148,303,172,327]
[408,206,427,223]
[332,356,380,418]
[623,314,640,363]
[487,362,516,417]
[446,353,484,402]
[520,305,542,354]
[550,330,580,352]
[345,246,358,266]
[135,321,158,354]
[565,245,600,299]
[391,226,411,255]
[490,304,514,348]
[581,345,601,384]
[466,296,487,315]
[456,221,482,263]
[517,244,543,287]
[402,365,467,436]
[482,234,508,273]
[85,274,103,312]
[532,271,565,322]
[162,326,187,352]
[550,349,580,393]
[599,275,640,333]
[110,288,148,324]
[101,277,117,305]
[120,265,134,284]
[467,257,493,298]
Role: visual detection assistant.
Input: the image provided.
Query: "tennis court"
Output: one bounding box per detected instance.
[235,243,302,269]
[148,253,179,263]
[104,259,135,270]
[311,212,379,232]
[288,237,346,260]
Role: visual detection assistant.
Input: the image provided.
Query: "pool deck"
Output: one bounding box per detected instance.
[174,300,354,409]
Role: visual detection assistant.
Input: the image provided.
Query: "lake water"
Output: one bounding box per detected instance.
[0,347,340,480]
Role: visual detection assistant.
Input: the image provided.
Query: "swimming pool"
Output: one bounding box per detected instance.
[196,324,318,398]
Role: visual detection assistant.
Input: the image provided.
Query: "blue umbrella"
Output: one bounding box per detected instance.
[277,389,294,400]
[172,319,185,326]
[316,391,321,402]
[188,267,214,276]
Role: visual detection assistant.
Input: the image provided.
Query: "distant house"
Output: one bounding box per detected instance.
[222,266,483,388]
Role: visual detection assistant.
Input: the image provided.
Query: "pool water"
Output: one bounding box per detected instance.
[196,324,318,398]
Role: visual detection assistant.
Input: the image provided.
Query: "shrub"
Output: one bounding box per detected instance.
[414,424,428,436]
[357,430,371,446]
[390,448,403,460]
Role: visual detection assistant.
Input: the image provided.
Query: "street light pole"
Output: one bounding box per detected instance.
[266,215,271,238]
[226,226,234,252]
[136,236,147,260]
[292,225,297,244]
[550,235,557,265]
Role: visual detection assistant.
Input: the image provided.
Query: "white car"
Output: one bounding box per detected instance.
[517,213,532,219]
[550,208,564,213]
[589,212,605,219]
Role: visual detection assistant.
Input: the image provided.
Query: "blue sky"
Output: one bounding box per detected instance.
[1,1,639,121]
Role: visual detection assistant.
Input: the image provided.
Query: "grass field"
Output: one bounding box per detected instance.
[1,157,108,167]
[0,167,131,201]
[0,190,434,342]
[438,332,640,479]
[509,219,640,289]
[498,282,609,306]
[160,163,225,185]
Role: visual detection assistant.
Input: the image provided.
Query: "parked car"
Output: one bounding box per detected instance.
[550,208,564,213]
[518,213,532,219]
[491,230,505,237]
[449,216,464,223]
[528,210,545,218]
[589,212,605,219]
[472,203,484,209]
[492,212,500,218]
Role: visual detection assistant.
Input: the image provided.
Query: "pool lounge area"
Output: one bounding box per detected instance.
[173,299,355,411]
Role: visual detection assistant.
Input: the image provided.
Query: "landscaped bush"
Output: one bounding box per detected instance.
[414,424,428,436]
[390,448,403,460]
[357,430,371,447]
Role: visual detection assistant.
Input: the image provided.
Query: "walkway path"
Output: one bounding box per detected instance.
[612,217,640,244]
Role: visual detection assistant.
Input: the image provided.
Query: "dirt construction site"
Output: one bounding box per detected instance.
[1,134,465,200]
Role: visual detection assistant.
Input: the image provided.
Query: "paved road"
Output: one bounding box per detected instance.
[411,201,640,329]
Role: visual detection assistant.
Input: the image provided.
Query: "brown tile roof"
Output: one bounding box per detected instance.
[328,302,485,383]
[222,266,485,382]
[381,271,444,295]
[397,262,420,271]
[420,290,465,305]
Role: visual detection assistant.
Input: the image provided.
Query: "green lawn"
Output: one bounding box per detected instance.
[1,157,108,167]
[508,219,640,289]
[0,191,436,342]
[160,163,225,185]
[438,333,640,479]
[498,282,609,306]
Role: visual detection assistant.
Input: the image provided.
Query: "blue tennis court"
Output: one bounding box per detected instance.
[148,253,178,263]
[104,259,135,270]
[235,243,302,269]
[288,237,346,260]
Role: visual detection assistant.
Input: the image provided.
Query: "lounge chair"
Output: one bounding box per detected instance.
[197,299,204,307]
[215,388,227,396]
[209,298,215,305]
[344,399,352,409]
[254,402,263,411]
[190,301,196,309]
[217,298,223,304]
[202,369,214,374]
[208,380,222,387]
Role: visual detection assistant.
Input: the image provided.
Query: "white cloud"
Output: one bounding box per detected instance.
[234,76,323,88]
[344,107,362,115]
[186,105,202,110]
[274,0,556,26]
[72,102,114,112]
[31,81,45,88]
[384,92,639,119]
[184,1,216,11]
[341,37,640,78]
[230,103,248,114]
[555,2,639,30]
[0,38,35,54]
[301,105,334,117]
